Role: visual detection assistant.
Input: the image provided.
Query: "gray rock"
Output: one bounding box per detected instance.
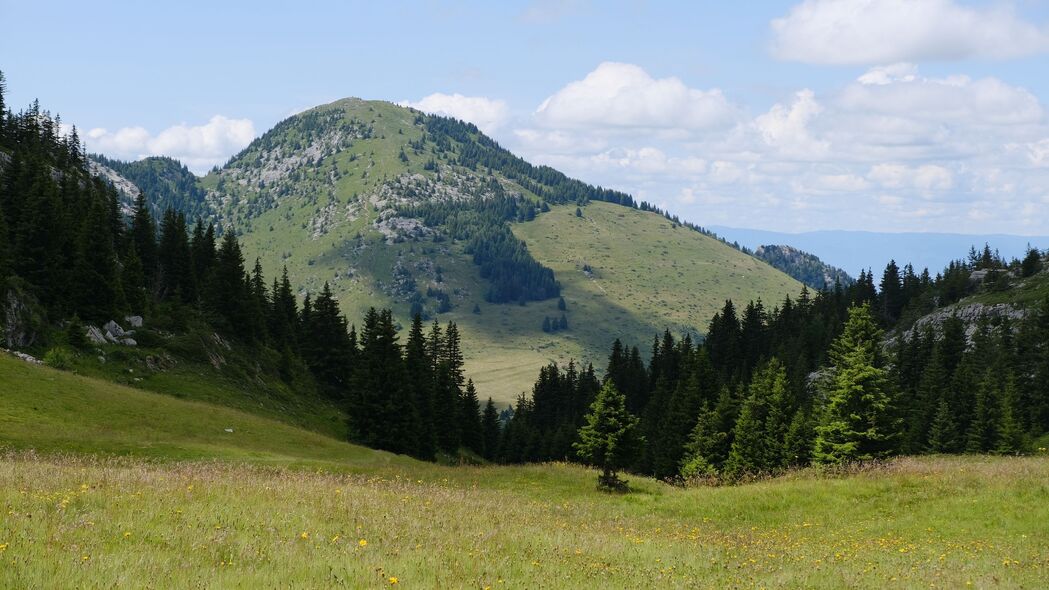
[103,320,126,338]
[86,326,107,344]
[4,349,42,364]
[104,331,120,344]
[3,288,43,349]
[121,338,137,347]
[125,315,144,328]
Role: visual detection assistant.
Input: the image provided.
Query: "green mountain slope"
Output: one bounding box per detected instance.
[0,354,409,468]
[187,99,803,402]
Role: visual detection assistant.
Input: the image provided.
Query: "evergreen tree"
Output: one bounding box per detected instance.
[481,398,501,461]
[927,399,961,453]
[205,229,250,338]
[995,376,1026,454]
[573,381,642,491]
[460,379,484,457]
[814,304,898,464]
[1021,247,1043,278]
[723,359,790,478]
[404,313,437,459]
[130,193,157,287]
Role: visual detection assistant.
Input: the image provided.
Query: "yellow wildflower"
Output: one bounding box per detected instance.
[300,532,309,540]
[358,539,368,547]
[388,577,399,585]
[123,532,131,538]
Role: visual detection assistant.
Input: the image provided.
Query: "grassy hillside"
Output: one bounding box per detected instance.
[0,355,400,468]
[1,355,1047,588]
[191,99,801,403]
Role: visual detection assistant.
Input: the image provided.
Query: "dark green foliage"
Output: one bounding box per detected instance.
[573,381,642,491]
[814,305,897,464]
[1021,247,1043,278]
[753,244,853,290]
[723,359,791,478]
[481,398,500,461]
[91,154,210,221]
[460,379,484,457]
[499,361,599,463]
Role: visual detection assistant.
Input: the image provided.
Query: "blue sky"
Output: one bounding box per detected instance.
[4,0,1049,235]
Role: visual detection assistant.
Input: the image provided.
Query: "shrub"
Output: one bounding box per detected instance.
[43,347,76,371]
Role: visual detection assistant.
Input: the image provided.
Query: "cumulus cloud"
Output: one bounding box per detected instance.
[399,93,509,134]
[534,62,737,130]
[753,89,829,158]
[504,62,1049,233]
[771,0,1049,65]
[86,116,256,173]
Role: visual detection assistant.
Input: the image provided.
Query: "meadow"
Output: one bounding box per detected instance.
[2,356,1047,588]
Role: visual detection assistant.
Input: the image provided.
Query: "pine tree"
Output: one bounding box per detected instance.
[205,229,249,338]
[651,349,716,479]
[723,359,790,478]
[460,379,484,457]
[927,398,961,453]
[404,313,436,459]
[995,376,1026,454]
[1021,247,1043,278]
[130,193,157,287]
[814,304,898,464]
[573,381,642,491]
[481,398,501,461]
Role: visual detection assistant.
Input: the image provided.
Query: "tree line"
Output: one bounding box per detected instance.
[504,248,1048,484]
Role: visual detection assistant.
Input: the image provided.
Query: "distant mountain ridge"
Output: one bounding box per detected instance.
[711,226,1049,277]
[754,244,853,290]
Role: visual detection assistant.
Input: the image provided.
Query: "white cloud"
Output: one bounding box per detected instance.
[86,116,255,173]
[504,62,1049,233]
[771,0,1049,65]
[753,89,829,158]
[399,93,508,134]
[1030,139,1049,166]
[534,62,737,130]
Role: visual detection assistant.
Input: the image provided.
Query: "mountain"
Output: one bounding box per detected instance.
[90,155,211,221]
[754,244,853,290]
[187,99,802,402]
[710,226,1049,278]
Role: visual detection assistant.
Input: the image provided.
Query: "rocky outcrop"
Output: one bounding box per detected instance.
[86,319,141,347]
[890,302,1028,346]
[3,282,44,349]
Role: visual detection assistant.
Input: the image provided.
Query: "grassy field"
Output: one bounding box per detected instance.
[2,354,1048,588]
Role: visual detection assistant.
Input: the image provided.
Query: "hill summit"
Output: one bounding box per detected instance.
[104,99,802,401]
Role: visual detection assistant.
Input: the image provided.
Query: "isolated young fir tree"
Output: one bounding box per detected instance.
[814,304,898,464]
[573,381,642,491]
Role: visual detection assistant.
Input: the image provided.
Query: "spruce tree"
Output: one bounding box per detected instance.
[205,229,249,338]
[573,381,642,491]
[130,193,157,287]
[723,359,789,478]
[995,376,1026,454]
[927,398,961,453]
[481,398,501,461]
[404,313,437,459]
[814,304,898,464]
[460,379,484,457]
